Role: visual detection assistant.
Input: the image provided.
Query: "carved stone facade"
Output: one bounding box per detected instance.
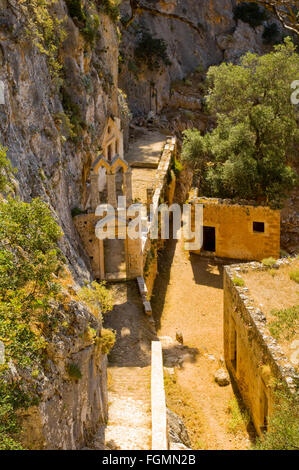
[75,117,142,281]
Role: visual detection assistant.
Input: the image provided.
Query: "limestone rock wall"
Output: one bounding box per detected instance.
[0,1,117,449]
[119,0,272,114]
[0,0,119,280]
[19,301,108,450]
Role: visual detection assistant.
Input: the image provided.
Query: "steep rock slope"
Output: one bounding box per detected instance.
[119,0,272,114]
[0,0,120,449]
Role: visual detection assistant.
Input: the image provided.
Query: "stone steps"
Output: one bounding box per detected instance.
[105,366,152,450]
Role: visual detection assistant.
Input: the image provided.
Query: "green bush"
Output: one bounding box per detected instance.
[61,88,85,140]
[98,328,116,354]
[66,363,82,380]
[0,148,66,448]
[24,0,66,79]
[66,0,86,23]
[290,270,299,284]
[78,281,114,316]
[171,158,183,176]
[262,257,277,267]
[100,0,120,23]
[269,305,299,341]
[233,2,268,28]
[82,13,100,44]
[254,387,299,450]
[233,277,245,287]
[135,29,171,71]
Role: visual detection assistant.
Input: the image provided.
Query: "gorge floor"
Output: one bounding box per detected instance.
[151,236,256,450]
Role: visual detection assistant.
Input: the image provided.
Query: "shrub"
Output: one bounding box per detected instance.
[233,2,268,28]
[269,305,299,341]
[66,0,86,23]
[171,158,183,176]
[135,29,171,71]
[290,270,299,284]
[98,328,116,354]
[262,257,277,267]
[0,145,14,193]
[78,281,114,316]
[82,13,100,44]
[100,0,120,22]
[61,88,85,140]
[0,152,65,448]
[254,387,299,450]
[71,207,86,217]
[233,277,245,287]
[66,363,82,380]
[24,0,66,79]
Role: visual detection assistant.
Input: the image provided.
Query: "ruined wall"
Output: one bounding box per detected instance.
[190,200,280,261]
[224,264,297,434]
[143,137,176,296]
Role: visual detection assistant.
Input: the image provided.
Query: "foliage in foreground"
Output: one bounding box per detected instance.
[0,146,65,448]
[182,39,299,207]
[78,280,114,317]
[254,387,299,450]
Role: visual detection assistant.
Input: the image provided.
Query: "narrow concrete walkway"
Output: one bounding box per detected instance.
[103,282,157,450]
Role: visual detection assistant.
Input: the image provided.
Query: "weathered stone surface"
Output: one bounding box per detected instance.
[18,300,108,450]
[167,408,192,449]
[214,368,230,386]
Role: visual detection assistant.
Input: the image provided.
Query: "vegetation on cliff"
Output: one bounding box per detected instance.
[182,39,299,208]
[0,146,113,449]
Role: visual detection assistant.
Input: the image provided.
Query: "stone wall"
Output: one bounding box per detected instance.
[189,198,280,261]
[224,263,298,435]
[143,137,177,295]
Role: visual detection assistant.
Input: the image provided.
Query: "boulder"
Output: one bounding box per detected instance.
[214,368,230,386]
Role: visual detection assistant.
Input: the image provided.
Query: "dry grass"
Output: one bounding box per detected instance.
[227,398,250,436]
[242,258,299,358]
[242,259,299,317]
[164,370,206,450]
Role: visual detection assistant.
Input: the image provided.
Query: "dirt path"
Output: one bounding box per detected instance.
[151,237,254,450]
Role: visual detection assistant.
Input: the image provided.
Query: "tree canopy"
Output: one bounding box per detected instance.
[182,38,299,208]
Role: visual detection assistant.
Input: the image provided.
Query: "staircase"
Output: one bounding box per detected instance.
[105,366,152,450]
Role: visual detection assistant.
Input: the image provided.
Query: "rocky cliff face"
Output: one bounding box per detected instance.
[0,0,119,449]
[119,0,273,115]
[0,0,120,279]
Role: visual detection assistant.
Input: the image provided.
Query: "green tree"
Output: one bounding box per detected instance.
[182,38,299,207]
[0,147,65,448]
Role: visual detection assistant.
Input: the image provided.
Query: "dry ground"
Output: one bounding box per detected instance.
[242,259,299,361]
[151,237,255,450]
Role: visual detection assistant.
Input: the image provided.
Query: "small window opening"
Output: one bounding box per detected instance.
[253,221,265,233]
[108,144,112,161]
